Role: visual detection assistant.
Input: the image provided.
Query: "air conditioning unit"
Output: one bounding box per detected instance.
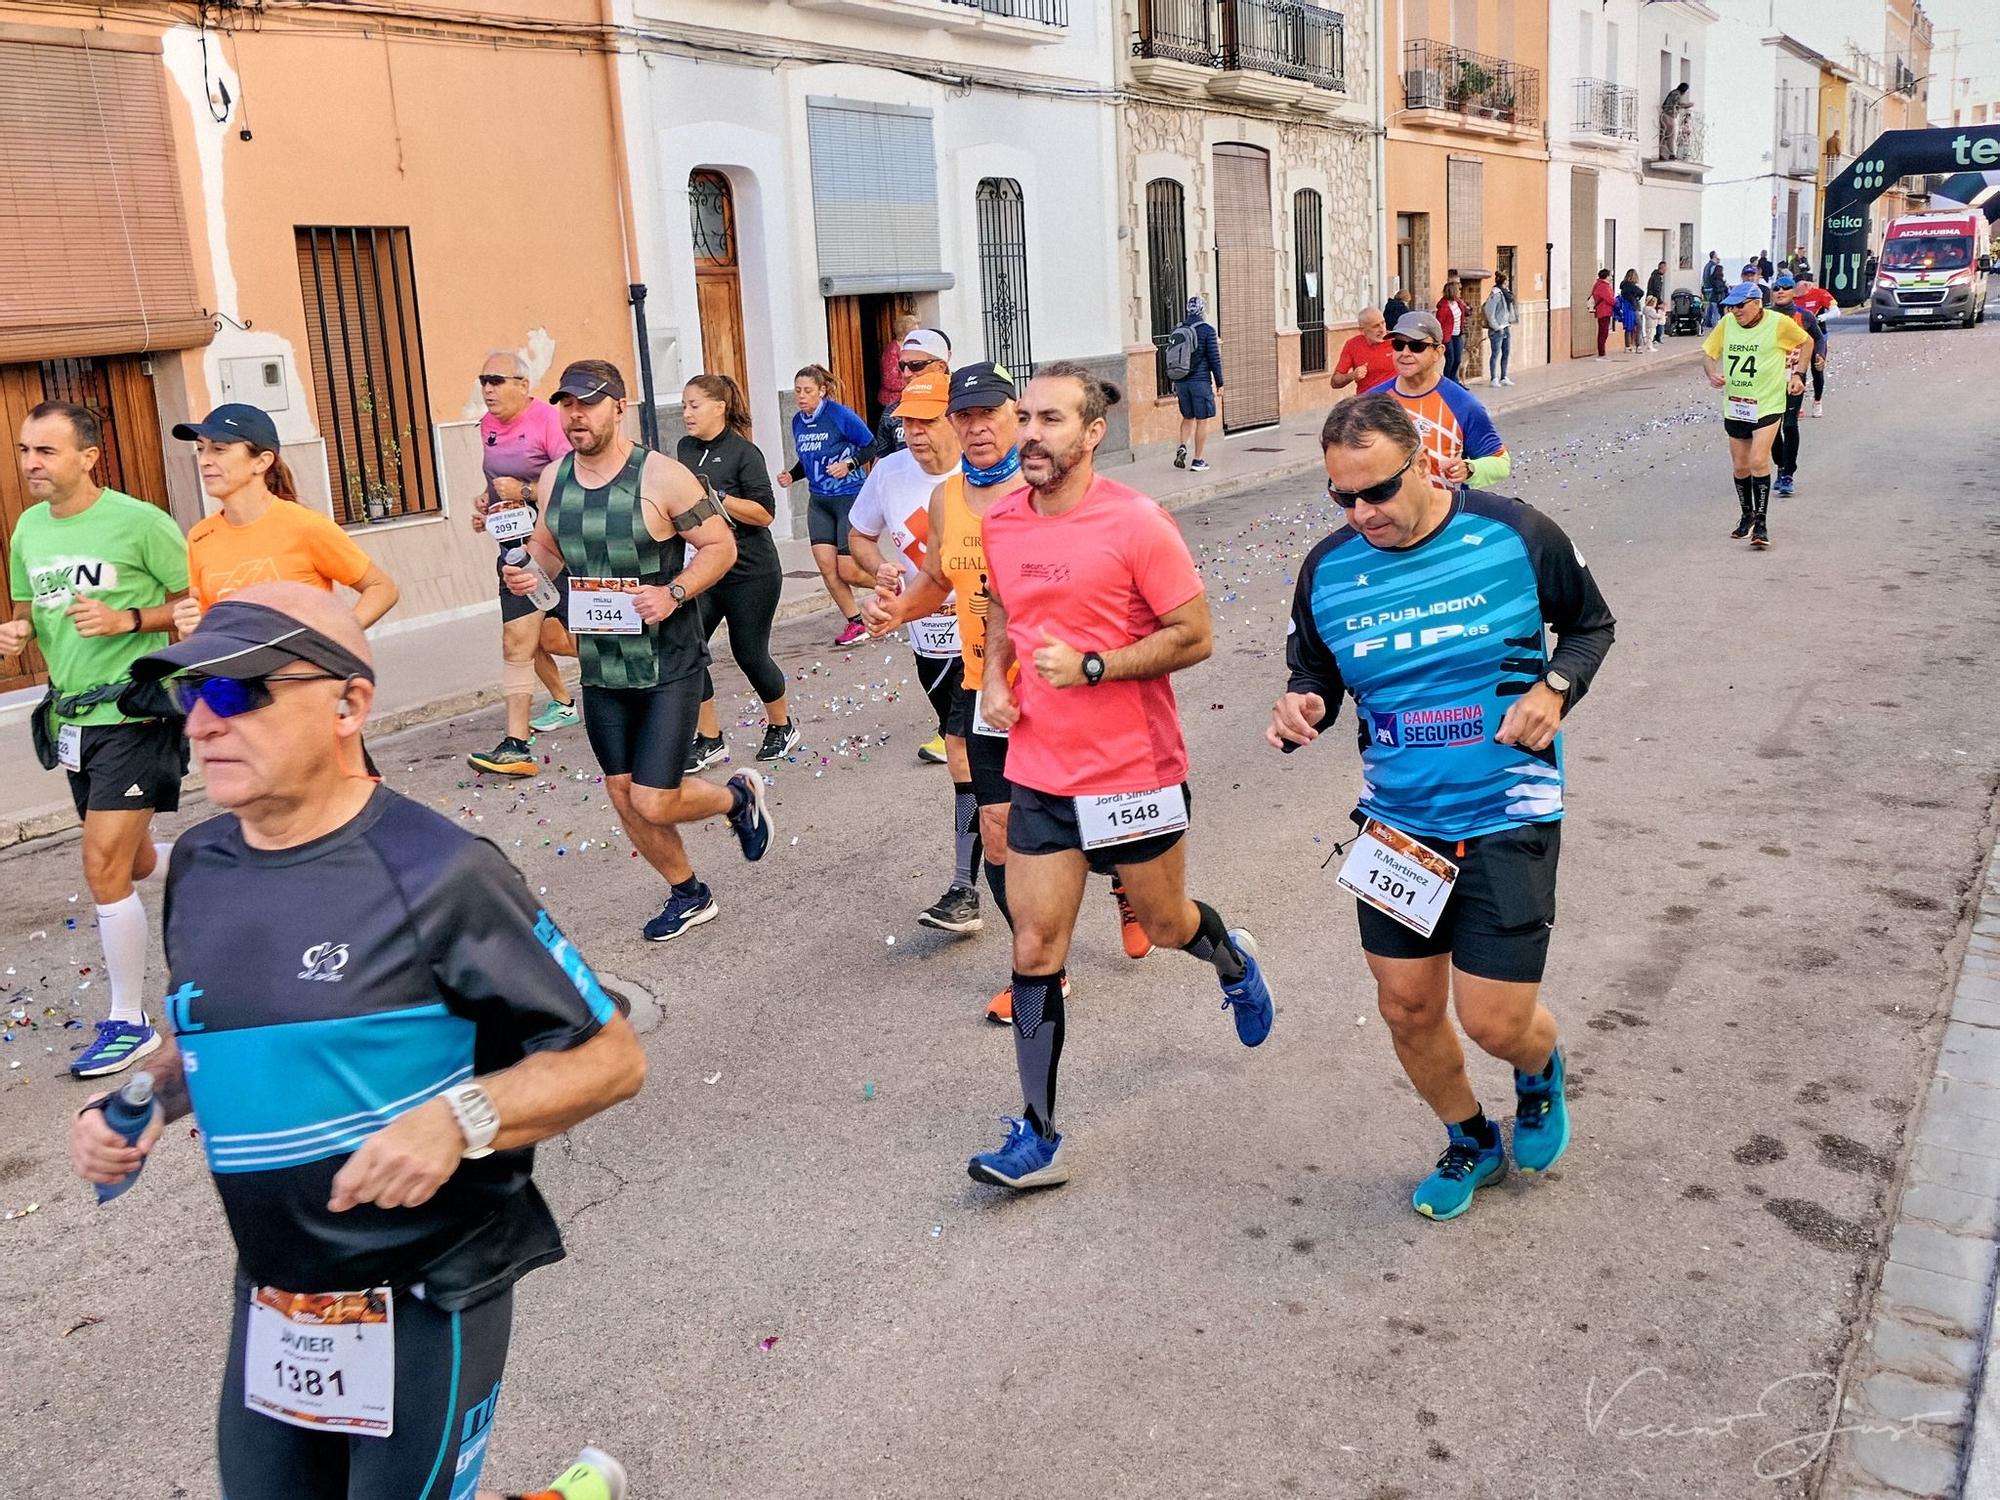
[1404,69,1444,109]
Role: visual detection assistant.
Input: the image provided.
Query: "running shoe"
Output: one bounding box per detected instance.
[1113,882,1152,959]
[1773,473,1794,497]
[968,1116,1069,1191]
[1218,929,1273,1047]
[1189,458,1210,472]
[726,771,773,861]
[684,733,727,774]
[1412,1123,1508,1221]
[70,1019,162,1079]
[985,974,1072,1026]
[642,883,718,942]
[833,618,868,648]
[1173,443,1188,470]
[529,697,581,733]
[1810,400,1823,418]
[917,735,949,765]
[1751,530,1771,551]
[1512,1046,1571,1174]
[918,884,983,934]
[1729,515,1752,540]
[543,1446,629,1500]
[756,721,801,762]
[467,737,536,776]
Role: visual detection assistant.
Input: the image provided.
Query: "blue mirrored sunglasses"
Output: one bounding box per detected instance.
[168,672,342,718]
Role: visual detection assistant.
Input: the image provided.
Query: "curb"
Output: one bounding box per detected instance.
[0,344,1704,856]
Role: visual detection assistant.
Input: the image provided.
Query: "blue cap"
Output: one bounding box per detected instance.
[1721,282,1765,307]
[1773,274,1797,289]
[171,403,281,451]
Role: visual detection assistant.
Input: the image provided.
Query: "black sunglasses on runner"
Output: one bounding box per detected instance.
[477,374,521,387]
[897,359,937,374]
[1389,337,1434,354]
[168,672,344,719]
[1326,449,1420,510]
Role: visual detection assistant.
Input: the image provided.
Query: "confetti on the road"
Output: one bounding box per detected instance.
[4,1202,39,1221]
[863,1083,876,1101]
[704,1072,721,1085]
[63,1315,102,1337]
[758,1335,778,1352]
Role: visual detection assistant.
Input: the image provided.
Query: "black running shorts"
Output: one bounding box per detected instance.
[1007,782,1192,877]
[1355,819,1561,984]
[216,1271,514,1500]
[65,718,187,819]
[916,652,961,738]
[1722,411,1782,440]
[582,677,702,790]
[950,685,1011,807]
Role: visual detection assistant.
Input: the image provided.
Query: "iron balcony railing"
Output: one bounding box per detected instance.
[1134,0,1347,92]
[1824,150,1853,182]
[1779,133,1818,177]
[943,0,1068,23]
[1400,39,1542,127]
[1653,105,1705,162]
[1574,77,1638,139]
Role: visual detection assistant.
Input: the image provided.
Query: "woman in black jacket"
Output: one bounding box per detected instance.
[677,374,799,768]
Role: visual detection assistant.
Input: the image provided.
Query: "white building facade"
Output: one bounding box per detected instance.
[612,0,1124,533]
[1547,0,1645,357]
[1634,2,1714,296]
[1701,20,1828,270]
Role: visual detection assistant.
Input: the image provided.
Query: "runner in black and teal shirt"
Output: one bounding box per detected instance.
[1270,393,1614,1224]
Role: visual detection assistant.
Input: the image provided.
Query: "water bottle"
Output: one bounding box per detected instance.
[503,547,562,613]
[95,1071,156,1205]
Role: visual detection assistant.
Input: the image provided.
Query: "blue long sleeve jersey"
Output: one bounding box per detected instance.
[789,399,876,498]
[1286,489,1616,840]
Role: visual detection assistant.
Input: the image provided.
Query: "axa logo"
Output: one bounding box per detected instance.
[298,942,349,982]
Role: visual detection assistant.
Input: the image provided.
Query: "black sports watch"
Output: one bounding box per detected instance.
[667,581,688,605]
[1081,651,1106,687]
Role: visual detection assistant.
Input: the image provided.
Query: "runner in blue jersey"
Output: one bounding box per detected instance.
[1268,394,1615,1223]
[68,583,642,1500]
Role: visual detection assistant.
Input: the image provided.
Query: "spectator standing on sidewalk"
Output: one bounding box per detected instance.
[1618,269,1644,352]
[1330,307,1398,395]
[1645,261,1669,344]
[777,365,875,648]
[1383,284,1411,331]
[1641,296,1667,350]
[1481,274,1517,386]
[1703,252,1728,328]
[1167,295,1224,473]
[1436,279,1467,382]
[1590,270,1617,357]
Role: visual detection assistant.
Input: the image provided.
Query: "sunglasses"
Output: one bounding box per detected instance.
[1326,449,1419,510]
[477,374,523,388]
[168,671,344,718]
[1389,338,1435,354]
[898,359,939,374]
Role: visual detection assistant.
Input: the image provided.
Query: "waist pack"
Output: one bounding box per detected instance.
[29,679,183,771]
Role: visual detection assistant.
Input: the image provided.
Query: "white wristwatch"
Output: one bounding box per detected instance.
[442,1082,499,1159]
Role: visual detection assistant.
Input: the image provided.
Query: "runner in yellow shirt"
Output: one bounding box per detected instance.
[1702,282,1811,551]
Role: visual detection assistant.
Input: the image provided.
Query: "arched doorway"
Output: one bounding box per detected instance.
[689,170,750,396]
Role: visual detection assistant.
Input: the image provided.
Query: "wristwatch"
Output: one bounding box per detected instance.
[1081,651,1106,687]
[666,581,688,605]
[1544,669,1572,696]
[442,1082,499,1159]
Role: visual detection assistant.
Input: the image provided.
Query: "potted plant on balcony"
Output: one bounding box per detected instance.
[1448,61,1492,113]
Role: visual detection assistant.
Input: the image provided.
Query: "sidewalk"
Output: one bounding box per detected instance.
[0,340,1703,849]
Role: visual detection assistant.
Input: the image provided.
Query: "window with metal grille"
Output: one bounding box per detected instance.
[1293,189,1326,374]
[1678,222,1695,270]
[1446,157,1483,275]
[1146,178,1189,397]
[295,227,440,526]
[975,179,1033,374]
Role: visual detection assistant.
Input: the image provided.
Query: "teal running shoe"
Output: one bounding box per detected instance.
[1512,1045,1571,1174]
[1412,1123,1506,1221]
[530,697,581,733]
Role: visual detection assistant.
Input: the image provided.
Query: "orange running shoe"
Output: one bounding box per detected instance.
[986,974,1073,1026]
[1113,881,1153,959]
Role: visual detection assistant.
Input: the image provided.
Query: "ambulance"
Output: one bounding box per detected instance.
[1869,210,1992,331]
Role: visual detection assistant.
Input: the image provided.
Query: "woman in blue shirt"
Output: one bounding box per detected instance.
[777,364,876,646]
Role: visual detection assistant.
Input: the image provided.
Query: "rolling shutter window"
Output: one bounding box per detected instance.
[0,28,210,362]
[1446,156,1484,272]
[806,98,953,297]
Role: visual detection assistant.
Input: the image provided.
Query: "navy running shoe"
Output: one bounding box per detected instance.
[643,883,718,942]
[1218,929,1274,1047]
[726,772,772,862]
[1512,1045,1571,1174]
[70,1018,162,1078]
[1412,1123,1507,1220]
[967,1116,1069,1191]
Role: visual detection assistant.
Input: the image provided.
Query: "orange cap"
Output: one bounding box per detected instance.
[897,367,950,421]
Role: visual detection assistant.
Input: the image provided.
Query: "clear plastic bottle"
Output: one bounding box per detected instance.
[96,1070,156,1205]
[502,547,562,613]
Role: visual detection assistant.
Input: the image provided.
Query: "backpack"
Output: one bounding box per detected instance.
[1163,324,1198,383]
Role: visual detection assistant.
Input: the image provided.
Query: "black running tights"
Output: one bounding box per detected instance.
[697,567,787,706]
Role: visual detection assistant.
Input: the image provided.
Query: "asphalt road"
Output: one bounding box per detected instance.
[2,300,1998,1499]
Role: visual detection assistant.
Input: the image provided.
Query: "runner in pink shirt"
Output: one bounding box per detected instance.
[965,362,1277,1193]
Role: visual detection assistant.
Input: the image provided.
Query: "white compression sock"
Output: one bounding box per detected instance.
[135,841,174,885]
[95,894,150,1026]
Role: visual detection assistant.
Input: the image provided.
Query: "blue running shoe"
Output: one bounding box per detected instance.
[70,1018,163,1079]
[1218,930,1274,1047]
[967,1116,1069,1191]
[1774,473,1795,497]
[726,772,773,862]
[1512,1045,1571,1174]
[643,883,718,942]
[1412,1123,1507,1220]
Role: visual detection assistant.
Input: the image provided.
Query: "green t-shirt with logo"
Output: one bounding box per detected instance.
[7,489,190,726]
[1702,310,1811,419]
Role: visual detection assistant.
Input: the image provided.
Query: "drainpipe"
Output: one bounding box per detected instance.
[599,0,659,450]
[1545,241,1554,365]
[1373,0,1390,305]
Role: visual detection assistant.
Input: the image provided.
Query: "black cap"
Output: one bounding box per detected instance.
[549,360,627,404]
[171,403,281,451]
[128,600,375,685]
[947,361,1018,415]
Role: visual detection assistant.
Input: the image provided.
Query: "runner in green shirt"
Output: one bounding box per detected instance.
[3,400,190,1077]
[1701,282,1811,551]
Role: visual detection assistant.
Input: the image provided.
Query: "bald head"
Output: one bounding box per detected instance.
[227,581,373,667]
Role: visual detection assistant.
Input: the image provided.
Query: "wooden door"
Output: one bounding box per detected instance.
[1213,143,1279,432]
[689,171,750,398]
[1569,168,1600,358]
[824,296,866,418]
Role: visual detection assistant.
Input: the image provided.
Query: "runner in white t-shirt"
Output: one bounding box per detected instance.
[847,369,982,934]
